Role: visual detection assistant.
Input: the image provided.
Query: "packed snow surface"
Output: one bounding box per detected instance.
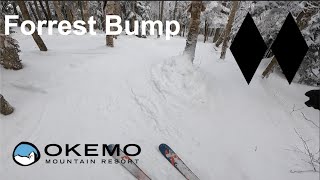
[0,29,319,180]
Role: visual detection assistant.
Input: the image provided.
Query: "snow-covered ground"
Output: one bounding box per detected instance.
[0,29,319,180]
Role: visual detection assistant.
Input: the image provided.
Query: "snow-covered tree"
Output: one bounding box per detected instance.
[0,2,22,70]
[119,1,151,37]
[0,94,14,115]
[252,1,320,86]
[201,1,228,42]
[296,2,320,86]
[88,1,104,30]
[176,1,190,37]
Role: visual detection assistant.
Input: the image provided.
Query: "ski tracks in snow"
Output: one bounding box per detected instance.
[130,88,161,128]
[129,86,182,138]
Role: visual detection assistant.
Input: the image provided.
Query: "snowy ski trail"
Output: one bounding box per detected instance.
[0,29,318,180]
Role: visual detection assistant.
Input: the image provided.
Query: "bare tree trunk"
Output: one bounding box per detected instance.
[105,1,116,47]
[177,10,182,36]
[79,1,84,20]
[206,26,209,42]
[45,0,52,20]
[129,1,137,32]
[59,1,66,18]
[171,1,178,34]
[114,1,121,39]
[262,56,278,78]
[220,1,239,59]
[158,1,164,38]
[28,2,39,22]
[183,1,206,62]
[158,0,161,35]
[182,25,185,37]
[213,28,220,43]
[39,0,49,22]
[102,0,107,32]
[33,0,43,21]
[17,1,48,51]
[179,25,183,36]
[72,2,80,22]
[203,18,208,43]
[12,2,22,26]
[209,28,214,37]
[66,8,74,24]
[53,1,64,22]
[215,29,225,47]
[0,94,14,115]
[208,28,212,37]
[82,1,89,31]
[65,2,75,24]
[172,1,178,21]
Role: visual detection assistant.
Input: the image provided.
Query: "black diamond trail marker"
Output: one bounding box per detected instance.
[230,13,267,84]
[271,12,309,84]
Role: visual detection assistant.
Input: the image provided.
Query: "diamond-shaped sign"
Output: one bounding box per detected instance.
[230,13,267,84]
[271,13,309,84]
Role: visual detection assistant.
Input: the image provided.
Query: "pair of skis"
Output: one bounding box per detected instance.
[108,144,200,180]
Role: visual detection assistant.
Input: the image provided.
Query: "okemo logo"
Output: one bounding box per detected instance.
[230,12,309,84]
[13,142,41,166]
[13,142,141,166]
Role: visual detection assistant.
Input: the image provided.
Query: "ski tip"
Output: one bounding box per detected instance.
[107,144,114,150]
[159,143,167,150]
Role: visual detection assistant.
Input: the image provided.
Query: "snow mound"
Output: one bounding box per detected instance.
[151,55,208,105]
